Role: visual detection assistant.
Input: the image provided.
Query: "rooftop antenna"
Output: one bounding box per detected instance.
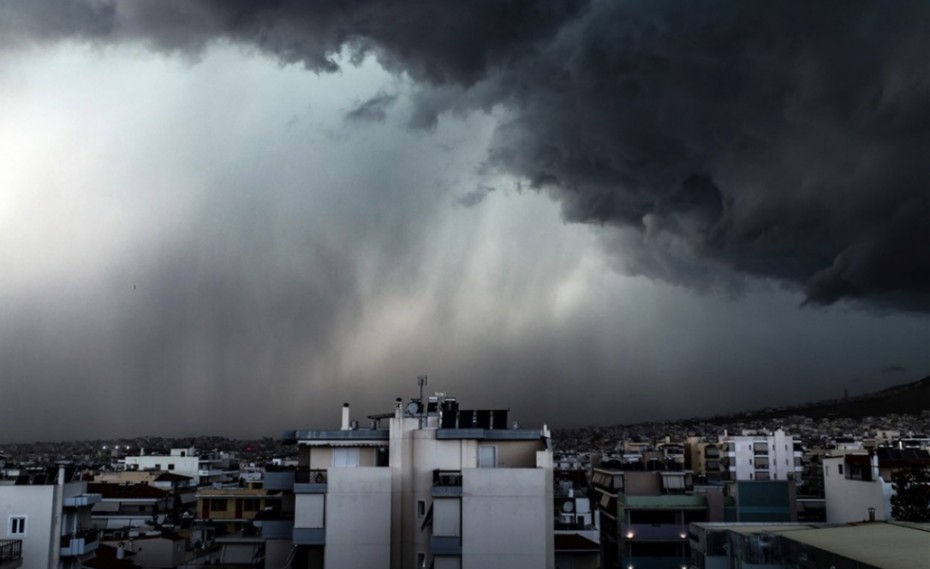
[418,375,428,428]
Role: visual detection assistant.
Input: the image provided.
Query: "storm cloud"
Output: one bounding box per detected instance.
[2,2,930,442]
[3,0,930,309]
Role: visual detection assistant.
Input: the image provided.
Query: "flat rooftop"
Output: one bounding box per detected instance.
[782,522,930,569]
[694,522,930,569]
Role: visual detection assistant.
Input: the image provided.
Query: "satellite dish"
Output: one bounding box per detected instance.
[562,501,574,513]
[406,401,420,416]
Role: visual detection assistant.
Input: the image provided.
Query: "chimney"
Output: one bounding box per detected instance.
[341,403,350,431]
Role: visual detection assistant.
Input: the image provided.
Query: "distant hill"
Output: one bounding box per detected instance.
[700,375,930,423]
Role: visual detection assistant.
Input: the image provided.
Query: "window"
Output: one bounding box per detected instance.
[210,499,227,512]
[8,516,26,537]
[478,446,497,468]
[154,464,161,470]
[333,448,360,467]
[243,499,261,512]
[417,500,426,518]
[838,464,844,476]
[417,552,426,568]
[168,464,175,471]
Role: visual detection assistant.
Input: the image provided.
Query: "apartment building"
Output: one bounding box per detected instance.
[0,467,101,569]
[196,487,279,532]
[271,396,554,569]
[123,449,238,487]
[718,429,802,483]
[823,448,930,523]
[685,438,724,481]
[593,463,725,569]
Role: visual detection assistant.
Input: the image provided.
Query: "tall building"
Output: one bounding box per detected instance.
[719,429,802,483]
[271,395,554,569]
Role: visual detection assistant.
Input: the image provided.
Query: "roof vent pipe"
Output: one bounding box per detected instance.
[341,403,350,431]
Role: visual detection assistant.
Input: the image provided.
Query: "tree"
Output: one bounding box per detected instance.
[891,465,930,522]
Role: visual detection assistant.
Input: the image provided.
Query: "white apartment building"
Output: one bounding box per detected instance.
[270,397,554,569]
[718,429,802,483]
[123,448,237,486]
[823,448,930,523]
[0,468,101,569]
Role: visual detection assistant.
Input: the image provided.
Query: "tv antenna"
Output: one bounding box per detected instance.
[418,375,428,427]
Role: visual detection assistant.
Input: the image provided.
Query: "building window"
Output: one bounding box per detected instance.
[8,516,26,537]
[838,464,844,476]
[417,552,426,568]
[168,464,175,471]
[154,464,161,470]
[478,445,497,468]
[333,447,360,467]
[243,499,261,512]
[417,500,426,518]
[210,499,227,512]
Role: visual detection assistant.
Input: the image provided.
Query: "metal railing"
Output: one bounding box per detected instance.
[0,540,22,563]
[60,529,99,547]
[295,469,328,484]
[433,469,463,487]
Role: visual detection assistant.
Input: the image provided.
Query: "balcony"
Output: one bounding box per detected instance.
[292,528,325,545]
[0,540,22,569]
[60,529,99,557]
[257,518,295,540]
[294,469,328,493]
[264,469,296,492]
[63,494,102,508]
[432,470,463,497]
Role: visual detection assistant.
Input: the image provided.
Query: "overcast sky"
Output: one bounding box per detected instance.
[2,1,930,442]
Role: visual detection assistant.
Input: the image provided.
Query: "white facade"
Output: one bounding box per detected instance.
[718,429,802,483]
[0,475,100,569]
[123,448,236,486]
[284,398,554,569]
[822,454,893,523]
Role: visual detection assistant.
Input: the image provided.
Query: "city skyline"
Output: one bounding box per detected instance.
[2,2,930,443]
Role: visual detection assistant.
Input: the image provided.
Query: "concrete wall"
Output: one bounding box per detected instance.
[295,494,325,529]
[124,537,186,569]
[325,467,392,569]
[308,448,332,470]
[433,498,461,537]
[462,468,553,569]
[0,485,55,569]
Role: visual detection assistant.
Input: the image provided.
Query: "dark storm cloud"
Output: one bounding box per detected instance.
[5,0,930,311]
[345,91,397,123]
[456,184,495,208]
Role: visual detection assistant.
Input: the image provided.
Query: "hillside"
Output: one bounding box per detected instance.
[704,375,930,423]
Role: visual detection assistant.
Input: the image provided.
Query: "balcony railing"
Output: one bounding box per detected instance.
[0,540,22,564]
[60,529,99,557]
[433,470,463,487]
[295,469,328,484]
[293,469,328,493]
